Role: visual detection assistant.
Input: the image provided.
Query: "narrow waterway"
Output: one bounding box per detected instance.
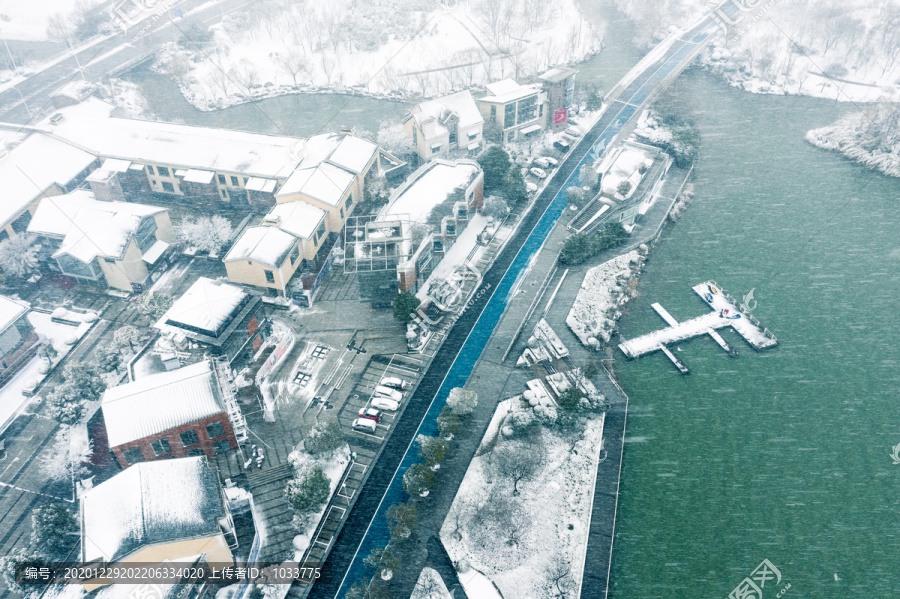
[611,70,900,597]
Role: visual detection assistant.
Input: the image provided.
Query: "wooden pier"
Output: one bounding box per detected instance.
[619,281,777,373]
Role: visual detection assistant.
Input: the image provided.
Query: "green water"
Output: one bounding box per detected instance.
[610,71,900,597]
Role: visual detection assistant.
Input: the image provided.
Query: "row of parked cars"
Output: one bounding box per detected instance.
[352,377,409,434]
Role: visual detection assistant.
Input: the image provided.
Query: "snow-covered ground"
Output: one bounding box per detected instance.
[0,311,93,432]
[440,397,605,599]
[289,443,351,559]
[0,0,107,41]
[411,567,452,599]
[617,0,900,102]
[155,0,602,110]
[566,250,645,349]
[806,104,900,178]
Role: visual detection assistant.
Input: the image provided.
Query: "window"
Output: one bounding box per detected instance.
[162,181,175,193]
[220,189,227,198]
[123,447,144,464]
[231,176,240,186]
[448,123,458,145]
[517,95,537,124]
[180,429,200,446]
[57,255,101,279]
[339,206,345,219]
[315,220,327,243]
[187,448,205,457]
[490,105,496,122]
[412,126,417,146]
[135,217,158,253]
[214,439,232,454]
[218,174,226,185]
[504,103,516,127]
[539,104,544,117]
[206,421,226,439]
[157,166,170,177]
[264,270,275,284]
[150,438,171,456]
[147,165,156,175]
[290,244,300,265]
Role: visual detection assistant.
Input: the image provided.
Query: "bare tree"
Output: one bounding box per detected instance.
[492,438,543,495]
[275,45,308,87]
[546,555,576,598]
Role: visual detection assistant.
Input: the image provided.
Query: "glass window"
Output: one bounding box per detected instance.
[123,447,144,464]
[214,439,232,454]
[316,220,327,243]
[504,103,516,127]
[135,217,158,253]
[206,421,226,439]
[449,123,458,145]
[490,105,496,122]
[290,244,300,265]
[162,181,175,193]
[150,438,171,456]
[147,165,156,175]
[180,429,200,446]
[517,96,537,124]
[187,448,205,457]
[264,270,275,284]
[231,176,240,186]
[57,255,100,279]
[157,166,170,177]
[218,174,226,185]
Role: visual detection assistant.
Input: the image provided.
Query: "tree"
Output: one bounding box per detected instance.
[417,435,448,468]
[284,465,330,513]
[565,186,585,207]
[586,89,603,111]
[480,196,509,221]
[616,180,632,197]
[346,577,390,599]
[493,439,544,495]
[304,420,345,455]
[364,547,400,581]
[402,463,435,497]
[477,145,513,193]
[62,362,105,397]
[0,234,40,278]
[45,383,87,425]
[38,343,58,363]
[437,405,459,439]
[137,292,173,320]
[113,325,141,353]
[546,555,576,598]
[31,504,77,556]
[392,291,421,322]
[97,346,121,373]
[447,387,477,416]
[557,386,585,411]
[386,502,417,540]
[579,163,599,190]
[502,168,528,204]
[0,547,34,596]
[377,122,415,161]
[177,215,233,254]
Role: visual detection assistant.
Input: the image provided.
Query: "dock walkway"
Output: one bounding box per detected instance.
[619,281,776,371]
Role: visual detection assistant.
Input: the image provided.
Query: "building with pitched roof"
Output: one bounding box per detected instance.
[79,456,235,590]
[101,361,238,468]
[478,78,547,142]
[26,189,176,292]
[156,278,269,363]
[403,91,484,162]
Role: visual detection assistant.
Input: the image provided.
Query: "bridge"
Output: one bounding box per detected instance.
[310,2,751,599]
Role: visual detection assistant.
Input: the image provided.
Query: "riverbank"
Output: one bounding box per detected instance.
[805,104,900,178]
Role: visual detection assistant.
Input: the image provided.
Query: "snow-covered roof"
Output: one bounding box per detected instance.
[27,190,165,263]
[382,160,480,224]
[411,91,484,137]
[81,456,225,563]
[102,361,226,447]
[224,225,297,268]
[266,201,326,240]
[276,161,356,206]
[327,135,378,174]
[42,98,304,179]
[0,295,29,335]
[599,145,655,197]
[480,79,540,104]
[27,190,163,261]
[539,66,578,83]
[163,277,248,335]
[0,131,96,228]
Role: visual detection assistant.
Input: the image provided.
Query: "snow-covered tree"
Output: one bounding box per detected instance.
[437,405,459,439]
[284,465,330,514]
[417,435,448,469]
[402,463,435,497]
[137,292,173,320]
[303,420,345,455]
[386,502,417,540]
[364,547,400,581]
[492,438,544,495]
[447,387,478,416]
[580,163,599,190]
[31,504,77,557]
[480,196,509,220]
[40,423,93,483]
[113,325,141,352]
[377,122,415,160]
[177,215,233,254]
[0,234,40,278]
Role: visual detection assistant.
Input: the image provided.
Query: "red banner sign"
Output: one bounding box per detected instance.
[553,109,568,125]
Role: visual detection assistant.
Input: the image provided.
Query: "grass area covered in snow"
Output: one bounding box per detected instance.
[0,0,107,42]
[156,0,602,110]
[411,567,452,599]
[289,442,351,559]
[806,103,900,177]
[566,249,645,349]
[617,0,900,102]
[440,397,605,599]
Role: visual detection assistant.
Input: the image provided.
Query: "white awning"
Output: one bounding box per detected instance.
[142,240,170,265]
[467,142,480,151]
[174,169,188,177]
[431,143,442,151]
[520,124,542,135]
[244,177,277,192]
[101,158,131,173]
[128,163,146,171]
[183,169,215,184]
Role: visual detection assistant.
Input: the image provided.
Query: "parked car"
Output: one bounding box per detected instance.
[359,407,382,422]
[529,167,548,179]
[526,181,538,193]
[380,377,408,390]
[374,385,402,401]
[565,126,582,138]
[543,156,559,166]
[553,139,571,153]
[372,396,400,411]
[352,418,377,433]
[534,156,552,169]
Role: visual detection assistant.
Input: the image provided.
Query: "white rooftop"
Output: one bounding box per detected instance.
[81,456,225,563]
[42,98,304,179]
[266,201,326,240]
[327,135,379,174]
[224,225,297,268]
[102,361,226,447]
[163,277,248,334]
[276,161,356,206]
[382,160,480,224]
[412,91,484,137]
[27,189,165,263]
[0,131,96,228]
[0,295,29,335]
[600,145,655,197]
[481,79,540,103]
[539,66,578,83]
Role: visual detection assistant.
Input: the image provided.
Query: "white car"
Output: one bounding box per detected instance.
[372,396,400,411]
[543,156,559,166]
[380,377,408,390]
[352,418,377,433]
[526,182,538,193]
[565,126,582,138]
[533,157,551,169]
[374,385,402,401]
[529,167,548,179]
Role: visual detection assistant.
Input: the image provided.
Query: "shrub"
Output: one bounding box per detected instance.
[284,466,330,514]
[417,435,449,468]
[31,505,77,557]
[386,503,418,540]
[392,291,421,322]
[305,420,345,455]
[447,387,477,416]
[437,405,459,438]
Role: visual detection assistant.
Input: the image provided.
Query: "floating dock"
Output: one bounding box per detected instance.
[619,281,777,373]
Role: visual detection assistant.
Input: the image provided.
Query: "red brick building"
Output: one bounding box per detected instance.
[101,360,238,469]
